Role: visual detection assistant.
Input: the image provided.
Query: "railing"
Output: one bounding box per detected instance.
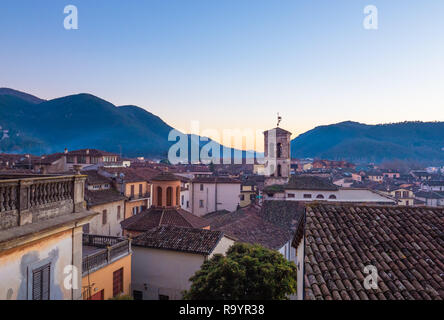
[82,234,131,276]
[0,174,85,231]
[128,192,150,201]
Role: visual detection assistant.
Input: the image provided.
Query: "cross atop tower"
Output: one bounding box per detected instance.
[277,113,282,127]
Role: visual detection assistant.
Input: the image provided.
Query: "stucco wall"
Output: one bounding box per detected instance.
[0,229,76,300]
[209,236,234,258]
[81,253,131,300]
[265,189,394,203]
[88,200,125,236]
[131,247,205,300]
[192,183,240,216]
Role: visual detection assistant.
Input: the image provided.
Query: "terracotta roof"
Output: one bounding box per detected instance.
[207,201,303,250]
[82,170,112,185]
[85,189,126,207]
[192,176,241,184]
[131,225,224,255]
[67,149,118,157]
[301,203,444,300]
[151,171,181,182]
[121,207,210,231]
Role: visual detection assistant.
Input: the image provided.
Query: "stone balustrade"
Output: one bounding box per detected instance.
[0,174,86,231]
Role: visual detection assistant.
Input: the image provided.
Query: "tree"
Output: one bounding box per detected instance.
[182,243,297,300]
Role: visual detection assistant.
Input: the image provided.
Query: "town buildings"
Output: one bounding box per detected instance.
[81,234,131,300]
[130,225,234,300]
[190,176,241,216]
[0,173,96,300]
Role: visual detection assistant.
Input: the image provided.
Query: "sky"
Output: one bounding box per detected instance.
[1,0,444,151]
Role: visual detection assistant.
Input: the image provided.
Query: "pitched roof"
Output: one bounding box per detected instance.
[206,201,304,250]
[264,175,339,193]
[263,127,292,135]
[85,189,126,207]
[301,203,444,300]
[151,171,182,181]
[67,149,118,157]
[82,170,112,185]
[121,207,210,231]
[192,176,241,184]
[131,225,224,255]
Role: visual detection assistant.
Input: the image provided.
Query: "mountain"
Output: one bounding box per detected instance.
[0,89,253,161]
[0,88,45,104]
[291,121,444,164]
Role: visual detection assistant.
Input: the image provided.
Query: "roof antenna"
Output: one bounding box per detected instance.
[277,113,282,127]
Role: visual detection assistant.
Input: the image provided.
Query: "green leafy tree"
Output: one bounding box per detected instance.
[183,243,297,300]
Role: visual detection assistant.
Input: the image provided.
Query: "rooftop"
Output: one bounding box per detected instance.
[299,203,444,300]
[121,206,210,231]
[131,225,224,255]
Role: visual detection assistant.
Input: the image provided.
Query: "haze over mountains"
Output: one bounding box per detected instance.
[1,88,444,164]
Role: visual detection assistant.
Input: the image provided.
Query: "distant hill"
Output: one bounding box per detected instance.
[0,88,45,104]
[291,121,444,164]
[0,88,253,160]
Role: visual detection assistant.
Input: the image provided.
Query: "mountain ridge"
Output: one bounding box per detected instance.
[1,88,444,164]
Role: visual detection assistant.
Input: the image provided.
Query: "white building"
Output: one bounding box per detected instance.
[130,225,234,300]
[190,176,241,216]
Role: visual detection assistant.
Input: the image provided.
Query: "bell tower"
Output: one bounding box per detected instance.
[263,115,292,186]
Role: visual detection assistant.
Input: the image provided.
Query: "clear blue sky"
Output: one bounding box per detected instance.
[1,0,443,149]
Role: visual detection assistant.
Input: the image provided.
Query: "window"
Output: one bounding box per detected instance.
[277,164,282,177]
[130,185,135,198]
[113,268,124,297]
[316,194,324,199]
[139,184,143,197]
[200,184,204,191]
[83,223,90,234]
[395,191,401,198]
[287,193,295,198]
[166,187,172,206]
[181,195,184,206]
[157,187,163,206]
[240,194,245,201]
[117,206,121,220]
[32,263,51,300]
[176,186,180,206]
[199,200,204,208]
[403,191,409,198]
[277,143,282,158]
[186,201,189,208]
[329,195,337,199]
[132,206,139,215]
[133,290,143,300]
[102,210,107,225]
[303,194,312,199]
[159,294,169,300]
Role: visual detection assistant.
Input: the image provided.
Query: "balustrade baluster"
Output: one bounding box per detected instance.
[0,187,5,211]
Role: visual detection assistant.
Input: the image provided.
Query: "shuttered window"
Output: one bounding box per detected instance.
[113,268,124,297]
[32,263,51,300]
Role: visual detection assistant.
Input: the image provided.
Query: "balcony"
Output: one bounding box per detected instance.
[127,192,150,202]
[82,234,131,276]
[0,173,86,231]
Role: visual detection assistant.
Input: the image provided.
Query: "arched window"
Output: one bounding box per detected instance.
[157,187,163,206]
[277,164,282,177]
[176,186,180,206]
[329,195,337,199]
[277,143,282,158]
[316,194,324,199]
[166,187,173,206]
